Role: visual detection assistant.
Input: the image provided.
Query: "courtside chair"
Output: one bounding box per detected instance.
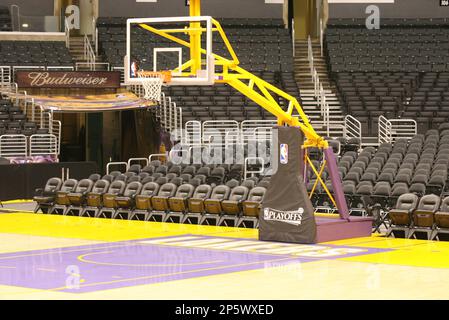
[80,179,110,217]
[432,196,449,241]
[96,180,126,219]
[165,184,195,223]
[386,193,419,238]
[65,179,94,216]
[33,177,63,213]
[149,183,177,222]
[409,194,440,240]
[114,181,143,220]
[219,186,250,227]
[184,184,212,224]
[237,186,267,228]
[49,179,78,215]
[131,182,159,221]
[201,185,231,226]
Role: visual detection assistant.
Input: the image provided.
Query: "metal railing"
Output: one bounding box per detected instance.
[29,134,58,156]
[47,66,75,71]
[389,118,417,142]
[106,162,128,174]
[127,157,149,168]
[65,18,70,49]
[241,120,276,143]
[83,34,96,70]
[111,66,125,84]
[292,18,295,58]
[378,115,393,144]
[75,62,110,71]
[0,134,27,158]
[378,116,417,144]
[0,66,11,89]
[10,5,20,32]
[244,157,265,180]
[320,19,324,57]
[52,120,62,155]
[202,120,240,145]
[344,115,362,141]
[183,120,202,145]
[92,17,98,56]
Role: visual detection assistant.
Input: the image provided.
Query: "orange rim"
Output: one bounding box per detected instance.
[137,71,172,83]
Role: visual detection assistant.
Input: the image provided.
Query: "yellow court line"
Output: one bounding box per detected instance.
[77,251,225,267]
[47,256,299,292]
[36,268,57,273]
[1,200,33,204]
[0,209,34,213]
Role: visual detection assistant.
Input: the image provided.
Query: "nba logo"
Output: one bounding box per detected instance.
[280,144,288,164]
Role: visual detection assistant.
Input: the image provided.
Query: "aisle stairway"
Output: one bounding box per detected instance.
[294,39,345,137]
[68,36,108,71]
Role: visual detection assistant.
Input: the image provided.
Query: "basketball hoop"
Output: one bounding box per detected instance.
[137,71,171,102]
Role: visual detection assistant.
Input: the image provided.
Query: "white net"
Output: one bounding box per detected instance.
[137,72,164,102]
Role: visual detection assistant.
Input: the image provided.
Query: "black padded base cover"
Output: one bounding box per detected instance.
[259,126,317,244]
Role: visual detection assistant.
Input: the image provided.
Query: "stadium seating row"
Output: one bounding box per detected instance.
[33,172,267,228]
[0,41,73,66]
[0,99,49,135]
[387,193,449,240]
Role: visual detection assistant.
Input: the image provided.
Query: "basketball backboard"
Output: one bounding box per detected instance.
[125,16,215,86]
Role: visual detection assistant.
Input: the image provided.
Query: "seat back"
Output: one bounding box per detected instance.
[192,184,212,199]
[60,179,78,193]
[241,179,256,189]
[228,186,249,202]
[210,185,231,200]
[91,179,110,194]
[168,165,182,175]
[417,194,440,212]
[156,183,177,197]
[101,174,113,183]
[247,187,266,202]
[74,179,94,193]
[123,181,143,197]
[395,193,419,211]
[107,180,126,195]
[140,182,159,196]
[196,167,210,176]
[44,177,62,193]
[127,164,141,174]
[440,196,449,212]
[88,174,101,182]
[174,184,195,198]
[225,179,240,189]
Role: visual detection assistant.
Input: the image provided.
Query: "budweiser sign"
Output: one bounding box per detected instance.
[16,71,121,88]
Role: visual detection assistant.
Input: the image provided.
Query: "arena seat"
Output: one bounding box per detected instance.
[33,177,63,213]
[238,186,266,228]
[149,183,177,221]
[65,179,95,216]
[165,184,195,223]
[131,182,159,221]
[409,194,440,239]
[97,180,126,219]
[80,179,111,217]
[49,179,78,215]
[114,181,143,220]
[433,196,449,240]
[219,186,250,227]
[202,185,231,225]
[184,184,213,224]
[387,193,419,238]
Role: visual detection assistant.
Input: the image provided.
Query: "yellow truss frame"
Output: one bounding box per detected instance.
[135,0,336,203]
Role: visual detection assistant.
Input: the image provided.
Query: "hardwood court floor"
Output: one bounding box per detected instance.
[0,212,449,300]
